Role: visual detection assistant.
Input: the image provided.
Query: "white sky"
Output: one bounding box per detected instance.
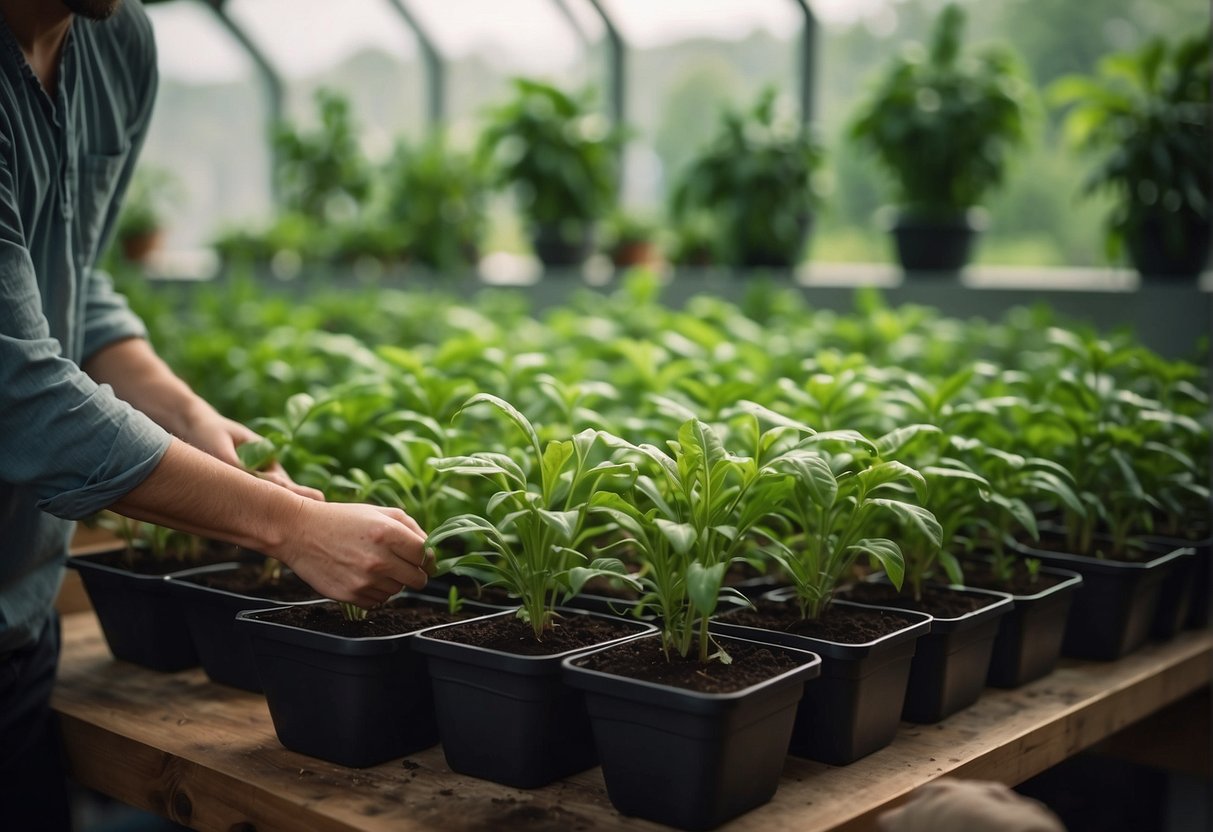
[150,0,891,84]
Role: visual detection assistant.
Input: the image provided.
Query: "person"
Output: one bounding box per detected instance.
[0,2,432,828]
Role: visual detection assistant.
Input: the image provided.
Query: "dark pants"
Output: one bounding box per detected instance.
[0,614,72,832]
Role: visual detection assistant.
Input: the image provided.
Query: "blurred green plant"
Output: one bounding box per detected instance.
[274,89,372,224]
[849,3,1033,220]
[479,79,621,264]
[671,88,824,268]
[1050,35,1211,271]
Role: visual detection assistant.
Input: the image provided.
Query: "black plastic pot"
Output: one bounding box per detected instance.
[1011,538,1189,660]
[1148,546,1197,640]
[166,563,323,692]
[1142,534,1211,631]
[66,550,200,671]
[235,594,495,768]
[564,633,821,831]
[712,595,931,765]
[531,223,595,268]
[414,609,655,788]
[977,566,1084,689]
[891,212,980,274]
[1125,210,1212,280]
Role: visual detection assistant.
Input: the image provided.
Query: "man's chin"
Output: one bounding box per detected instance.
[63,0,123,22]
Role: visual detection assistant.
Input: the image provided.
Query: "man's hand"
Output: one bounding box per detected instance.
[179,403,324,501]
[267,500,430,608]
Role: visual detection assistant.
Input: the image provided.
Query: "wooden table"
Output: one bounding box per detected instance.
[53,612,1211,832]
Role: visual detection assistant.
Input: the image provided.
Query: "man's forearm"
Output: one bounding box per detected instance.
[82,336,211,437]
[112,439,303,554]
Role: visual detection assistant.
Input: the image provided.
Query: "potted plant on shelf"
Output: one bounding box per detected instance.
[670,88,824,270]
[479,79,621,269]
[848,3,1032,273]
[1007,328,1193,660]
[381,135,487,274]
[414,394,652,788]
[113,166,179,265]
[1050,35,1210,279]
[564,415,822,829]
[67,517,242,671]
[603,210,662,269]
[709,415,935,763]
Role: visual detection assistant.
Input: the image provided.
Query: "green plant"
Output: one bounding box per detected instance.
[1050,35,1210,263]
[382,136,486,272]
[426,394,639,640]
[671,88,824,267]
[116,166,180,239]
[273,88,372,224]
[594,417,795,663]
[479,79,620,249]
[849,3,1032,219]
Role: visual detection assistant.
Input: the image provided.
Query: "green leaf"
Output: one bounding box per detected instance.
[868,498,943,550]
[457,393,541,457]
[731,400,816,435]
[781,452,837,507]
[874,424,941,458]
[286,392,316,431]
[538,508,581,542]
[938,550,965,585]
[859,460,929,501]
[687,561,726,617]
[654,519,697,555]
[848,538,905,589]
[237,438,277,472]
[541,440,574,500]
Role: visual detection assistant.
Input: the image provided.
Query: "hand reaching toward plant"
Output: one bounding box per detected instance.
[111,440,433,609]
[268,502,432,608]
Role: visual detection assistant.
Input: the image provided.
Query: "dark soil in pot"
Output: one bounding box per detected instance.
[237,594,491,768]
[839,582,1013,723]
[66,546,249,671]
[414,609,654,789]
[420,574,516,607]
[962,560,1083,688]
[565,633,821,831]
[181,563,317,600]
[712,595,931,764]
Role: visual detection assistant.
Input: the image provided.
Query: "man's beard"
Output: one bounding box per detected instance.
[63,0,123,21]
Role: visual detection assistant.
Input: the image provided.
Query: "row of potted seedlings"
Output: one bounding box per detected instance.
[72,282,1208,829]
[71,372,1205,829]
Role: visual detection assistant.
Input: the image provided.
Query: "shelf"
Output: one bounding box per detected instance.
[53,612,1211,832]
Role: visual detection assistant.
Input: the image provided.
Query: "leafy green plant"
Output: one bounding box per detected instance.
[116,166,181,240]
[849,3,1032,219]
[479,79,620,259]
[426,394,639,640]
[1050,35,1210,267]
[381,135,486,273]
[671,88,824,267]
[273,88,372,224]
[594,417,795,663]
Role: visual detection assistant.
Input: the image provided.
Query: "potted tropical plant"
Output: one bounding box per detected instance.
[708,412,938,762]
[414,394,652,788]
[114,166,179,265]
[565,415,821,829]
[602,210,662,269]
[848,3,1032,273]
[1050,35,1211,279]
[380,135,487,274]
[670,88,824,269]
[479,79,621,269]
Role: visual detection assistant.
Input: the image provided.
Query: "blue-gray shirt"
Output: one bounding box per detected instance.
[1,2,172,653]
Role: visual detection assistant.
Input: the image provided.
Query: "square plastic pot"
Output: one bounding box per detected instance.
[898,586,1013,723]
[712,595,931,765]
[1011,537,1190,660]
[979,566,1084,689]
[66,550,201,671]
[235,594,496,768]
[1140,533,1210,633]
[413,609,655,789]
[564,633,821,831]
[165,563,323,692]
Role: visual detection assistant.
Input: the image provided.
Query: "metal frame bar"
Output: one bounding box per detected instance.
[198,0,285,200]
[791,0,817,126]
[583,0,625,127]
[384,0,446,128]
[550,0,591,48]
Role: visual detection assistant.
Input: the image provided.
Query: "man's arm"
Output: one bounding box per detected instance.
[111,440,430,608]
[82,336,321,499]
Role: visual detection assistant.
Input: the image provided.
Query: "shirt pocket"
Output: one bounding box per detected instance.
[75,148,129,265]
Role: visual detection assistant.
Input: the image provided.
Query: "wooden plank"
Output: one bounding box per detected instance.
[53,613,1212,832]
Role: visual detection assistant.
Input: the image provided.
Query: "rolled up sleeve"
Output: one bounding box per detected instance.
[1,168,170,520]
